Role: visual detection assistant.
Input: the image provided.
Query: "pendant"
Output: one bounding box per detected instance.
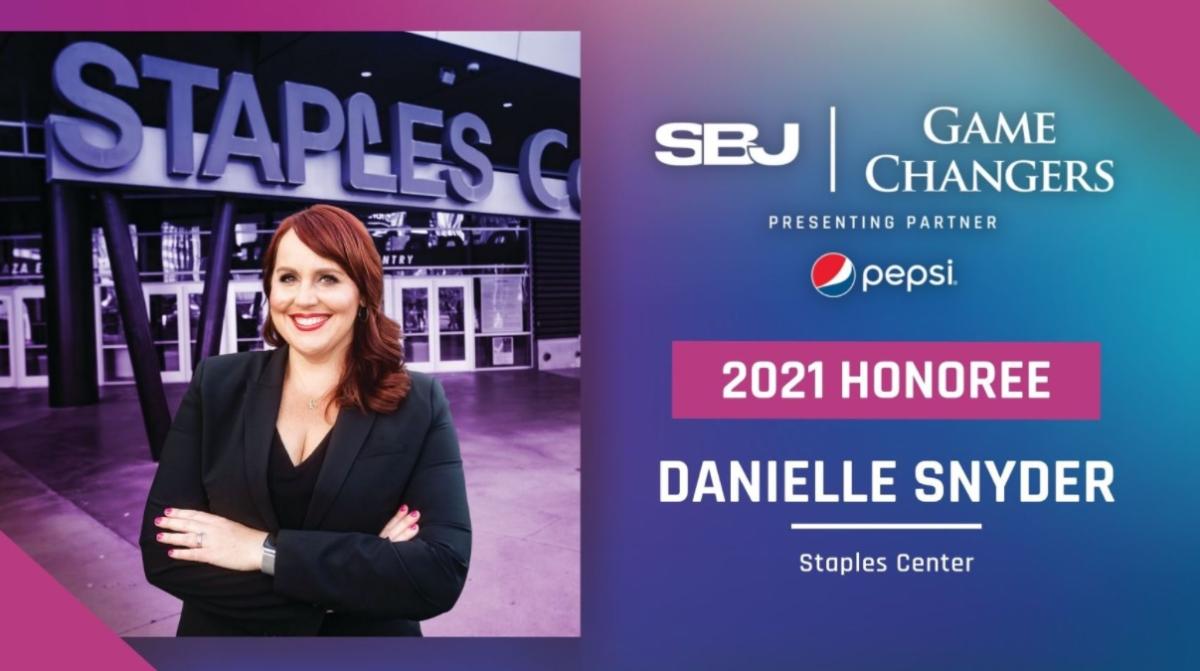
[308,398,317,410]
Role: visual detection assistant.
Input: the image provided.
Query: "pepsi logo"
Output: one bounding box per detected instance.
[811,252,856,298]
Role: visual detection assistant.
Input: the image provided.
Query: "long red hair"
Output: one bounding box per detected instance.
[261,204,411,413]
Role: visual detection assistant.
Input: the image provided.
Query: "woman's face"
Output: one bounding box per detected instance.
[268,230,361,362]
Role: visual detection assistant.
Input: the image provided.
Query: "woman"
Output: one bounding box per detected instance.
[140,204,471,636]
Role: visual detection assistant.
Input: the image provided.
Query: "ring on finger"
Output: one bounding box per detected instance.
[195,532,206,548]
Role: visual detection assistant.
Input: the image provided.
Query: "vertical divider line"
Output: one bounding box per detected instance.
[829,106,837,193]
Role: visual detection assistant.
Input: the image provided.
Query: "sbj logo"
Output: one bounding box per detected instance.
[654,123,800,166]
[811,252,857,297]
[811,252,957,297]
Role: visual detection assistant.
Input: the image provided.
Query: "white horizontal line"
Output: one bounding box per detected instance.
[790,523,982,531]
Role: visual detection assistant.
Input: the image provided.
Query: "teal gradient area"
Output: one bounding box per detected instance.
[0,0,1195,669]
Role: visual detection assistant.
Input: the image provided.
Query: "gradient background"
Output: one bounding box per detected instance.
[7,0,1200,668]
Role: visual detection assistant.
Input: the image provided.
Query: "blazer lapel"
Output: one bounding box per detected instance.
[303,405,376,529]
[243,346,287,532]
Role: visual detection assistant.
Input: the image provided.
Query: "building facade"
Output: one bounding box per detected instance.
[0,32,580,396]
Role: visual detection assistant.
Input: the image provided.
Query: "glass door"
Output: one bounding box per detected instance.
[0,295,13,388]
[434,278,474,372]
[13,286,48,387]
[384,277,475,373]
[181,282,207,370]
[390,279,433,372]
[226,279,270,353]
[96,284,132,384]
[144,283,188,383]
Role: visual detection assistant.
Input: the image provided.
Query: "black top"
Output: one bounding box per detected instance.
[268,428,332,530]
[140,346,471,637]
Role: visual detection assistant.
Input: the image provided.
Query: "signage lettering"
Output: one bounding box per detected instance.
[48,41,581,215]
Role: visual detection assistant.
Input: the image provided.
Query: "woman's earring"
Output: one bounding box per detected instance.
[358,306,368,322]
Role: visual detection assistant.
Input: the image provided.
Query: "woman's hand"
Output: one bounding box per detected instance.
[378,504,420,542]
[155,508,268,572]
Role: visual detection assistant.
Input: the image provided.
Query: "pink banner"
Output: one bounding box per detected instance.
[0,532,152,670]
[1051,0,1200,136]
[672,341,1100,420]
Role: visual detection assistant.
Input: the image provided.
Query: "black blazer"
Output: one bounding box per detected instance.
[139,347,471,636]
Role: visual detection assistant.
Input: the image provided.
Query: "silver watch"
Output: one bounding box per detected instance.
[261,534,277,576]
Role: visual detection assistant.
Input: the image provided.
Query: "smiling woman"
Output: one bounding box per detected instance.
[261,205,411,416]
[139,204,472,636]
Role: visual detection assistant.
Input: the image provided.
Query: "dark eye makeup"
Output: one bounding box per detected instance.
[275,272,340,284]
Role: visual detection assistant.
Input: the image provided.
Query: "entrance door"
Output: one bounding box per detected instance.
[385,277,475,373]
[182,283,207,366]
[432,278,474,372]
[96,284,132,384]
[0,294,14,388]
[96,282,203,385]
[391,280,432,371]
[226,279,270,353]
[144,283,189,383]
[13,286,48,387]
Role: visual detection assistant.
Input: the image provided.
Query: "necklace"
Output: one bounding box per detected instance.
[288,377,333,411]
[305,389,331,411]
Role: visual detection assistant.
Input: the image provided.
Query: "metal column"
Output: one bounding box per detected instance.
[44,182,99,406]
[193,198,236,367]
[99,190,172,461]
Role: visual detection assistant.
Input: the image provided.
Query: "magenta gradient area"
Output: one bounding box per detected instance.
[4,0,582,30]
[673,341,1100,419]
